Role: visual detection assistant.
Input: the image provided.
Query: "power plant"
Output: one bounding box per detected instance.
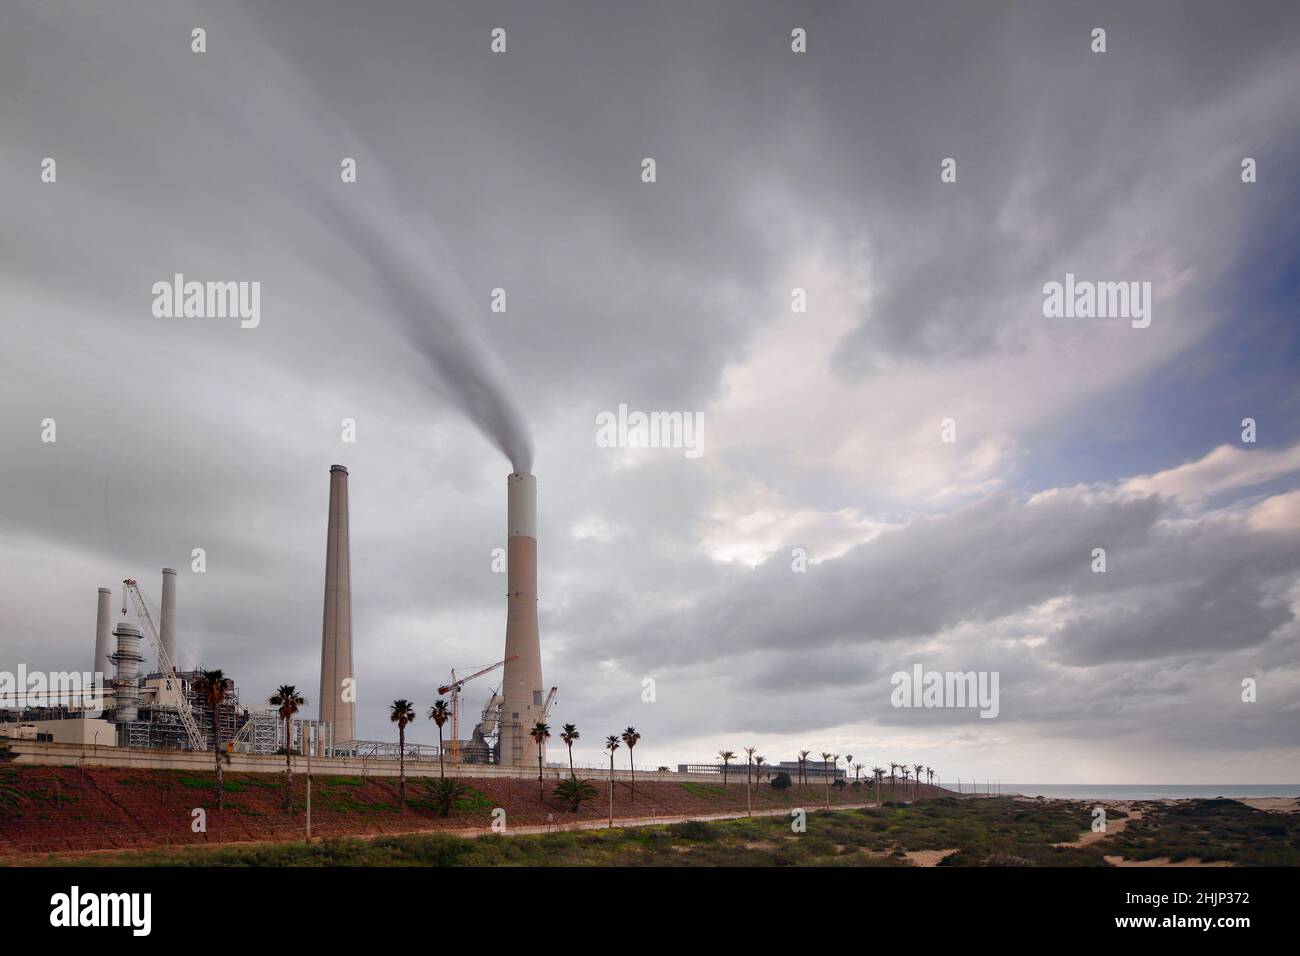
[2,462,553,770]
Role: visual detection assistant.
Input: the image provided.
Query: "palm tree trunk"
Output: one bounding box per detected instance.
[212,709,223,810]
[398,726,406,807]
[567,744,574,780]
[284,715,293,812]
[628,750,635,803]
[437,726,445,779]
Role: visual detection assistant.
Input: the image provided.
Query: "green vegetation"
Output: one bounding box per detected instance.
[678,782,724,800]
[554,777,599,812]
[26,796,1291,868]
[1105,799,1300,866]
[7,766,1295,870]
[425,778,471,817]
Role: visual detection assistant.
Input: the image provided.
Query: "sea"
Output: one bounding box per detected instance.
[1001,784,1300,801]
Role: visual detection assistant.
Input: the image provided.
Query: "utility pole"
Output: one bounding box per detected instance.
[305,722,313,844]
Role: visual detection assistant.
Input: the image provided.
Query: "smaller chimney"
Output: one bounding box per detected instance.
[94,588,114,681]
[160,568,178,670]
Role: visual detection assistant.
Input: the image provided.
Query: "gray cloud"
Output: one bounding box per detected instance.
[2,0,1299,780]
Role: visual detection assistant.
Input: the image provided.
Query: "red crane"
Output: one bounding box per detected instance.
[438,656,517,763]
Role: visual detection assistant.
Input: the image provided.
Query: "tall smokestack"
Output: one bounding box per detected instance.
[500,472,544,767]
[94,587,113,685]
[319,464,355,745]
[160,568,178,670]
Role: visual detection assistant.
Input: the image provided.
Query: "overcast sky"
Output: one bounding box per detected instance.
[3,1,1299,783]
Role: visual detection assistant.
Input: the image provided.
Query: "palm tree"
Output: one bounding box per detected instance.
[554,777,598,812]
[718,749,736,786]
[743,747,756,816]
[889,762,898,796]
[901,765,911,797]
[390,699,415,807]
[605,735,620,827]
[821,752,834,806]
[530,721,551,801]
[269,684,304,812]
[195,670,232,809]
[429,777,468,817]
[872,766,885,804]
[427,699,450,778]
[926,767,934,788]
[913,763,924,798]
[755,755,766,782]
[621,727,640,802]
[852,762,864,785]
[560,723,580,779]
[798,750,811,787]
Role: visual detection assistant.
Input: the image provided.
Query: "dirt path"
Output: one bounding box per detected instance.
[1053,805,1143,848]
[902,848,958,866]
[1102,855,1232,867]
[2,801,883,863]
[450,800,882,838]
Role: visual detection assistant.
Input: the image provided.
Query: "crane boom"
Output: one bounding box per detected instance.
[437,655,517,696]
[122,579,207,752]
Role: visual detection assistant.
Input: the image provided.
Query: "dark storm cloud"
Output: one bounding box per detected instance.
[2,0,1299,778]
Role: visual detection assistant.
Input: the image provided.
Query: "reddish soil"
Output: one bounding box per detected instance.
[0,766,946,858]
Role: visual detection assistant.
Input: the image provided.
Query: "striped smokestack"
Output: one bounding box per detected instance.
[319,465,355,745]
[500,472,544,767]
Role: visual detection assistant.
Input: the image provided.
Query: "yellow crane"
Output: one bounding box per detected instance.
[438,656,516,763]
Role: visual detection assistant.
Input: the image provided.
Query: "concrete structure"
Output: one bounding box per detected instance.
[159,567,178,670]
[109,622,143,726]
[8,738,709,785]
[0,717,116,746]
[318,464,355,746]
[93,587,113,689]
[499,472,545,767]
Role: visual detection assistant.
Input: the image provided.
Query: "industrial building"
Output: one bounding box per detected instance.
[677,760,846,781]
[0,569,282,756]
[3,463,553,770]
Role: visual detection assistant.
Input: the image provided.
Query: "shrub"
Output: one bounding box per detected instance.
[770,772,792,791]
[667,819,718,842]
[428,778,469,817]
[553,777,599,812]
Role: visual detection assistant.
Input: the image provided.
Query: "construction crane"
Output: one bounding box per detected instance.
[438,656,516,763]
[541,687,558,720]
[121,579,207,752]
